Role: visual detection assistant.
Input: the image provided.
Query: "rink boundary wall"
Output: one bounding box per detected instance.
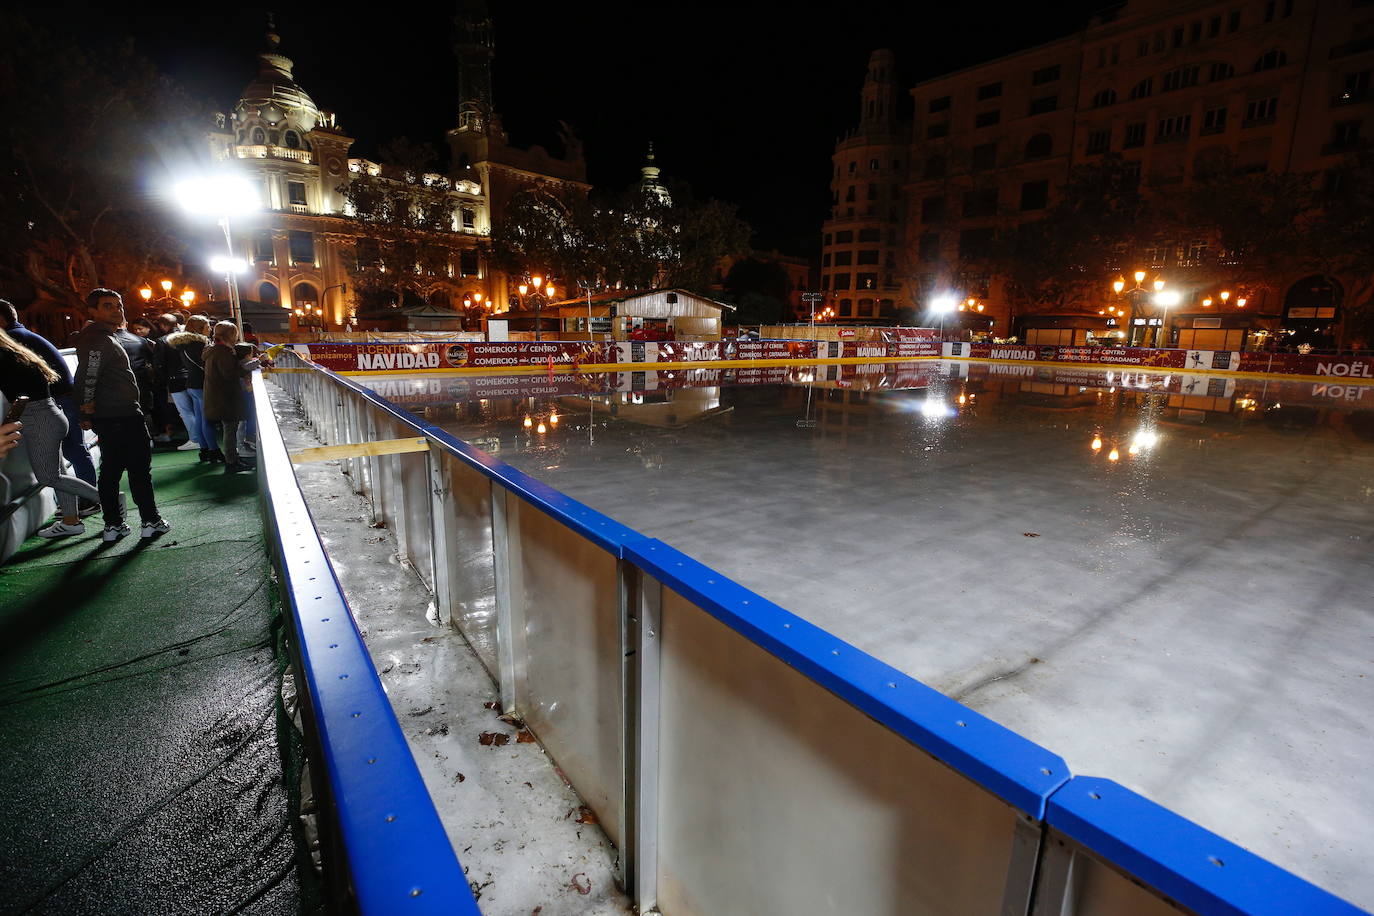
[275,339,1374,386]
[266,351,1366,916]
[251,371,480,914]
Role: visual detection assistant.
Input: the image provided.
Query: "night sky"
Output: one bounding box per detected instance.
[45,1,1099,256]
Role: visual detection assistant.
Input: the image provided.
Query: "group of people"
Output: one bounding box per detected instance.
[0,289,262,543]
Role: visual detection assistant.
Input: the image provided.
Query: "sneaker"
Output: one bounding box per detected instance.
[224,461,254,475]
[176,440,201,451]
[102,523,132,543]
[78,500,101,518]
[153,433,172,443]
[38,519,85,539]
[140,517,172,539]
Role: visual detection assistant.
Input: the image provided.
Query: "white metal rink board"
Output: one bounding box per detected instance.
[361,361,1374,912]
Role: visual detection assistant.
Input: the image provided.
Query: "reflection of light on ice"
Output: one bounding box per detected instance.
[920,399,952,419]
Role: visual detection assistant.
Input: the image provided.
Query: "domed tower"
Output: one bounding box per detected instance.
[640,143,672,206]
[231,19,320,155]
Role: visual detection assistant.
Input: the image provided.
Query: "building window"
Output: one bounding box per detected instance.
[867,182,879,200]
[287,181,307,206]
[1328,120,1363,151]
[833,274,852,290]
[1028,95,1057,115]
[929,95,951,113]
[971,142,997,171]
[1091,88,1117,107]
[858,228,881,242]
[919,233,941,262]
[1336,70,1371,105]
[837,297,849,315]
[821,275,830,290]
[1209,62,1235,82]
[869,158,880,172]
[288,230,314,264]
[459,250,479,277]
[1254,49,1287,72]
[858,250,880,265]
[961,187,998,218]
[1172,26,1184,48]
[844,185,855,202]
[958,228,996,260]
[1156,114,1192,141]
[1020,180,1050,211]
[926,123,949,139]
[249,231,273,265]
[923,155,946,180]
[1208,16,1221,37]
[1086,128,1112,154]
[1244,96,1278,125]
[1032,65,1061,85]
[293,282,319,311]
[1202,106,1228,134]
[857,273,878,290]
[892,160,902,171]
[1264,0,1276,21]
[977,81,1003,100]
[1121,161,1142,187]
[1162,66,1200,91]
[258,281,280,306]
[1024,133,1053,159]
[848,161,857,175]
[921,195,946,223]
[283,130,301,149]
[251,127,266,144]
[1190,21,1202,43]
[835,230,854,243]
[823,233,832,246]
[822,253,831,268]
[857,299,875,317]
[1129,77,1154,100]
[833,251,853,266]
[1123,122,1147,148]
[1137,38,1150,57]
[975,110,1001,128]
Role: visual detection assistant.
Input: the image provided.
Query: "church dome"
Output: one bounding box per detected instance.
[234,27,319,135]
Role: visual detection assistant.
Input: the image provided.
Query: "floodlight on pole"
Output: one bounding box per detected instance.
[930,294,958,337]
[175,174,259,333]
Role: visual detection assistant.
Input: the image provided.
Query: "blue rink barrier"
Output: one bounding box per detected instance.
[267,351,1367,916]
[251,372,480,914]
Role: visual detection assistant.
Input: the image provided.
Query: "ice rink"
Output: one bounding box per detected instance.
[361,360,1374,910]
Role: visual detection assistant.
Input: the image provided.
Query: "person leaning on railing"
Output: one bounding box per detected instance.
[0,328,102,539]
[202,321,259,476]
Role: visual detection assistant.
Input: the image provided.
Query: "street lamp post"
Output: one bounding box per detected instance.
[1111,271,1169,347]
[176,175,259,334]
[930,294,957,338]
[801,291,823,339]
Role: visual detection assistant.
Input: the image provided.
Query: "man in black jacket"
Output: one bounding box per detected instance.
[75,289,170,542]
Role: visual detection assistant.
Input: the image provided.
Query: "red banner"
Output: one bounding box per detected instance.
[1237,352,1374,378]
[1053,346,1187,367]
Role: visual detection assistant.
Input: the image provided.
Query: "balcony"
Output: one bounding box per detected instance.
[234,145,314,164]
[288,203,309,215]
[1332,88,1370,107]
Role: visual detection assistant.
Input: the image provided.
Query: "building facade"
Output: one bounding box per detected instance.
[825,0,1372,343]
[207,14,587,333]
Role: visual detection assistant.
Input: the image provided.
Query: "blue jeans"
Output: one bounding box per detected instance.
[186,388,218,451]
[170,390,200,445]
[56,395,97,487]
[242,389,257,443]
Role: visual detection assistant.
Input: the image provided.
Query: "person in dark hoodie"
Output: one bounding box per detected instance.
[74,289,171,542]
[164,315,219,462]
[154,313,201,451]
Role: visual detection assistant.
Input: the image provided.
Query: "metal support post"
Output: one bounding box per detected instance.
[425,443,454,628]
[491,488,524,714]
[621,563,661,909]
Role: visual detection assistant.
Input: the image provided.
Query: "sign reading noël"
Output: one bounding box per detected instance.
[1316,361,1372,378]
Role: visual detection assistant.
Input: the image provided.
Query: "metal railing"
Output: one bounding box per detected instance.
[251,371,479,914]
[267,350,1362,916]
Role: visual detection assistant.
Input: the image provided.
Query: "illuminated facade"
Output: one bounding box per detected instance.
[207,14,586,332]
[826,0,1372,342]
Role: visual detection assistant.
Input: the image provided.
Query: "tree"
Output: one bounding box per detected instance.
[1302,149,1374,346]
[988,155,1162,315]
[490,180,751,296]
[722,258,790,325]
[339,140,462,314]
[0,10,200,333]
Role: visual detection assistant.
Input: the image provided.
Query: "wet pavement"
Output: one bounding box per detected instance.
[0,447,303,915]
[360,360,1374,911]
